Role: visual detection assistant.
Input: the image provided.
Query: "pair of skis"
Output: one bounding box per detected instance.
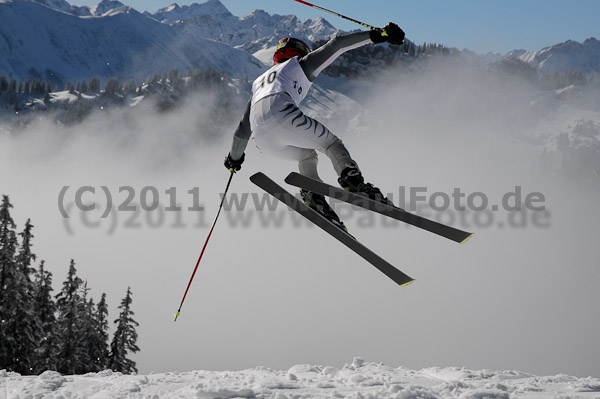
[250,172,473,287]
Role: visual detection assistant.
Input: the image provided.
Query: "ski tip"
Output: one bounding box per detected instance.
[400,279,415,287]
[249,172,266,183]
[460,233,474,244]
[283,172,297,184]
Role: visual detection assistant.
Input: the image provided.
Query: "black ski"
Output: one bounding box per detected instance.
[285,172,473,244]
[250,172,415,287]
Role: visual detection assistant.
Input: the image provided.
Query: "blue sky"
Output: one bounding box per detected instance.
[75,0,599,53]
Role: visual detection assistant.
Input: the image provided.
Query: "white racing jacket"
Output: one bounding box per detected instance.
[229,31,374,160]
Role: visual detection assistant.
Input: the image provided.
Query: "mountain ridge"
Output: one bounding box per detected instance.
[2,0,599,84]
[508,37,600,76]
[0,0,264,84]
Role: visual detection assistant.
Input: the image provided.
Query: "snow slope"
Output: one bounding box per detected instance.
[2,359,600,398]
[0,0,264,83]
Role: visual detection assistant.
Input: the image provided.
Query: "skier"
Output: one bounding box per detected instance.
[225,23,405,231]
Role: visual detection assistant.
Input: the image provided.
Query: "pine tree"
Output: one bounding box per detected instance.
[34,79,45,95]
[108,287,139,374]
[122,80,137,95]
[74,282,93,374]
[0,75,7,93]
[89,78,101,93]
[0,197,38,373]
[84,292,109,372]
[55,259,86,374]
[33,260,59,373]
[6,79,17,105]
[0,195,19,370]
[12,219,43,374]
[104,78,122,97]
[16,219,35,274]
[168,68,181,90]
[92,293,110,370]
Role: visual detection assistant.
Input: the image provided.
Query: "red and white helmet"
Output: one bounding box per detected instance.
[273,37,311,64]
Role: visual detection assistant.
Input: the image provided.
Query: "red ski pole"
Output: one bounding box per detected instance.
[174,172,234,322]
[291,0,377,31]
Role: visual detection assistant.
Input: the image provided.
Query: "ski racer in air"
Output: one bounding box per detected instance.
[225,23,405,231]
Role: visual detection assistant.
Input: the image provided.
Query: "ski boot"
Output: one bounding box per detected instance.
[300,189,349,233]
[338,166,394,206]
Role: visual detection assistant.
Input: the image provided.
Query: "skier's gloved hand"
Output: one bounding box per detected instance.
[224,152,245,173]
[370,23,405,45]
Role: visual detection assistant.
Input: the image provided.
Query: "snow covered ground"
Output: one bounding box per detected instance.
[2,358,600,398]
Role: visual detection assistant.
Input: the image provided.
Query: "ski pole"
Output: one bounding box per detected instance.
[291,0,378,31]
[174,171,235,322]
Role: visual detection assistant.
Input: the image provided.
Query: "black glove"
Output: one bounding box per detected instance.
[370,22,405,45]
[224,152,245,173]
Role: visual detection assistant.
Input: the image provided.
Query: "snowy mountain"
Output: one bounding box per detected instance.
[0,0,340,84]
[151,1,340,54]
[508,37,600,76]
[150,0,233,23]
[91,0,126,16]
[4,359,600,398]
[3,0,600,89]
[30,0,92,15]
[0,0,264,84]
[28,0,125,16]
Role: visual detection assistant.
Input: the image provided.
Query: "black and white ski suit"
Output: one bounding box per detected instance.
[229,31,374,181]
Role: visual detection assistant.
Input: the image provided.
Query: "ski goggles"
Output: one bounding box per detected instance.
[276,39,311,54]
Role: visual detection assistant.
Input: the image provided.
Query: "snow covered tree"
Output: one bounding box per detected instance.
[83,292,110,372]
[32,260,58,373]
[108,287,139,374]
[0,195,19,370]
[16,219,35,275]
[93,293,110,370]
[0,197,39,374]
[55,259,87,374]
[12,219,43,374]
[71,281,94,374]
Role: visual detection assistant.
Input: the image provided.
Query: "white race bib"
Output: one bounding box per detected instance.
[251,57,312,107]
